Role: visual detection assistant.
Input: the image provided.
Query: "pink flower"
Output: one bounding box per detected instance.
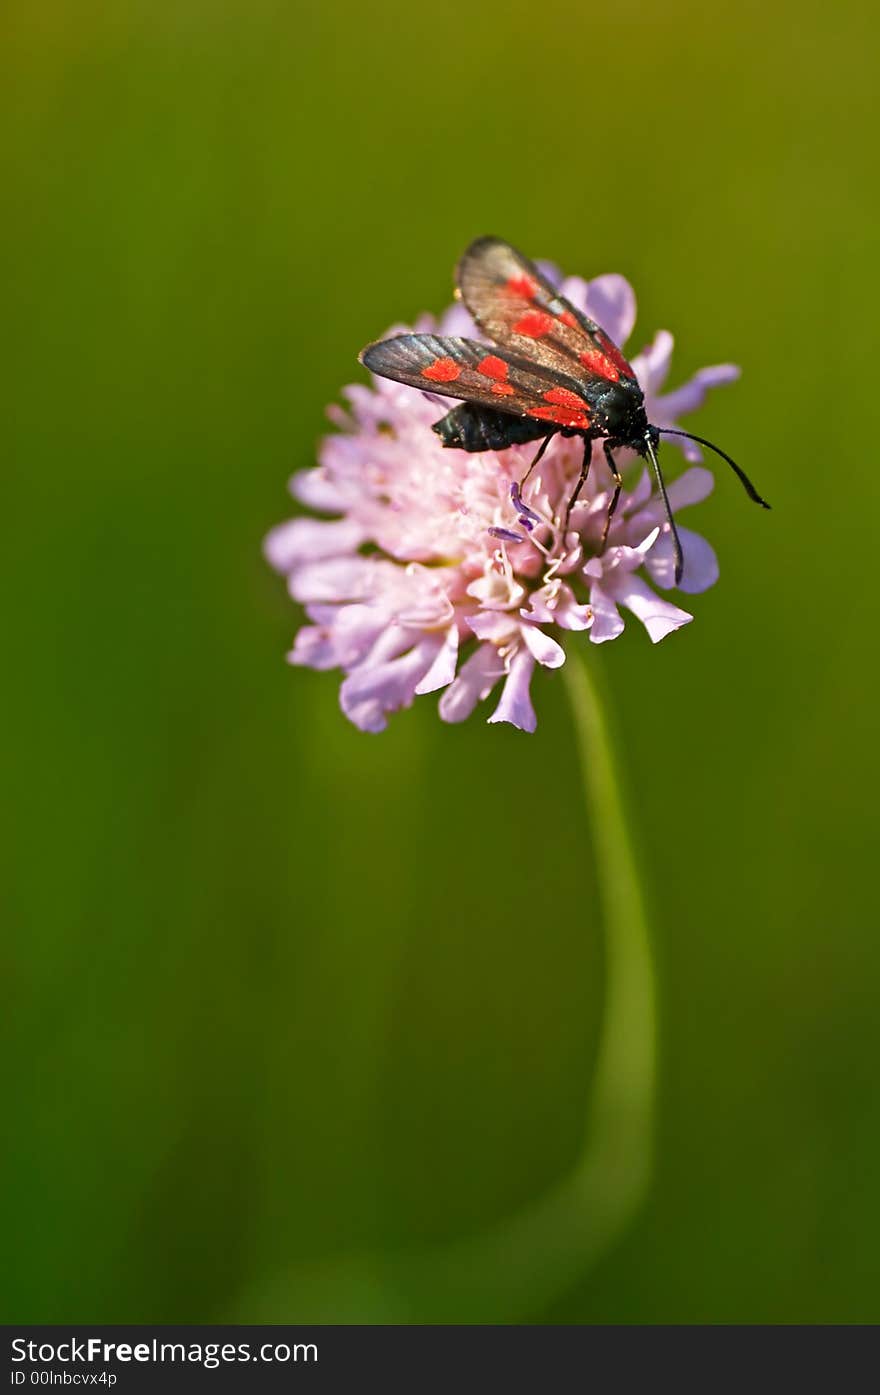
[265,266,735,733]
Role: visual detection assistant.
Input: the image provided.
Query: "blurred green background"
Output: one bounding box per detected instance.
[3,0,878,1324]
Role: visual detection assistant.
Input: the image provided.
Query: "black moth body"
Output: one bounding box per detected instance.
[360,237,769,582]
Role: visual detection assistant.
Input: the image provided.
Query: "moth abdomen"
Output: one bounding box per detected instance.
[432,403,551,453]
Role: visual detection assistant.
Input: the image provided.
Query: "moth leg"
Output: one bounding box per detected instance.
[599,440,623,552]
[564,437,594,529]
[520,432,554,487]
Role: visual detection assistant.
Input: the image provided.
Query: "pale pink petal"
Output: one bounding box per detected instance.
[554,597,593,631]
[666,466,715,511]
[657,364,741,420]
[645,526,719,595]
[327,604,390,669]
[302,603,339,625]
[466,570,527,610]
[488,649,537,733]
[263,517,364,572]
[341,381,378,411]
[583,274,637,346]
[625,467,653,512]
[287,557,375,604]
[631,329,674,397]
[651,366,741,461]
[338,695,388,734]
[557,275,590,312]
[523,583,592,631]
[535,259,563,287]
[663,434,703,464]
[600,529,660,576]
[587,582,625,644]
[289,468,348,513]
[610,574,693,642]
[355,624,414,669]
[326,403,353,430]
[395,586,455,628]
[287,626,339,671]
[520,624,566,669]
[628,469,715,552]
[519,588,555,624]
[340,635,441,731]
[341,382,393,423]
[414,625,459,694]
[437,301,478,337]
[439,644,505,724]
[467,612,520,644]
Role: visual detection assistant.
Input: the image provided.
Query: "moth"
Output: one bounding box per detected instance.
[360,237,769,582]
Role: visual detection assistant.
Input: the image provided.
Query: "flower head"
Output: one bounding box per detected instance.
[265,265,737,732]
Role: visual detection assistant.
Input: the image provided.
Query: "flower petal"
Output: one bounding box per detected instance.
[658,363,741,420]
[488,649,537,733]
[583,274,637,346]
[587,582,625,644]
[287,625,339,671]
[632,329,674,397]
[263,517,364,572]
[523,582,592,632]
[467,611,519,644]
[287,556,375,604]
[625,467,653,512]
[439,643,505,724]
[535,258,563,287]
[340,635,441,731]
[327,604,390,669]
[645,525,719,595]
[520,624,566,669]
[555,599,593,631]
[289,468,348,513]
[651,365,741,460]
[556,274,590,314]
[437,301,478,337]
[338,695,388,734]
[610,574,693,642]
[414,625,459,694]
[627,469,715,555]
[466,569,526,610]
[666,466,715,511]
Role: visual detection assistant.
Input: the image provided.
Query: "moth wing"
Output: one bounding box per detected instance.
[456,236,639,390]
[359,334,593,431]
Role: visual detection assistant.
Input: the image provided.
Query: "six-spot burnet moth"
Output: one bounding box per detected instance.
[359,237,769,584]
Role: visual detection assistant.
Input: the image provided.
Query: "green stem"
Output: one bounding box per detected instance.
[242,651,656,1323]
[561,649,656,1226]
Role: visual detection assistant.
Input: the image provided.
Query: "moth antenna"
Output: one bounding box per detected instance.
[645,433,684,586]
[658,428,770,509]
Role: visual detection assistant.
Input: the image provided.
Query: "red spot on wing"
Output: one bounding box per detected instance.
[543,386,588,410]
[505,275,537,299]
[579,348,620,383]
[421,357,462,383]
[513,310,555,338]
[476,354,509,381]
[558,309,578,328]
[491,382,515,396]
[530,404,591,429]
[598,336,635,379]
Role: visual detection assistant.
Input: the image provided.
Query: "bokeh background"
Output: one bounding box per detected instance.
[3,0,879,1323]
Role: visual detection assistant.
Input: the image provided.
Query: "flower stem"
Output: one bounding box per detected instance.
[243,650,656,1323]
[560,647,656,1235]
